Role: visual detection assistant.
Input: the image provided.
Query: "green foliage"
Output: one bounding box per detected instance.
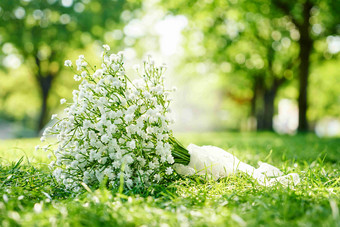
[163,0,340,129]
[309,58,340,121]
[0,0,140,130]
[0,133,339,226]
[0,0,135,56]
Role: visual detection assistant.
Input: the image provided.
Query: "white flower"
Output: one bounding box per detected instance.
[64,60,72,67]
[71,160,79,168]
[113,161,120,169]
[111,64,119,71]
[117,71,125,76]
[137,157,146,166]
[124,114,134,123]
[154,174,161,182]
[167,155,174,164]
[99,157,107,164]
[60,98,66,104]
[127,140,136,149]
[149,161,156,169]
[110,54,119,62]
[74,75,81,81]
[101,134,110,144]
[103,44,110,51]
[165,167,173,175]
[51,114,57,120]
[117,51,124,60]
[93,69,103,78]
[42,145,49,152]
[126,179,133,188]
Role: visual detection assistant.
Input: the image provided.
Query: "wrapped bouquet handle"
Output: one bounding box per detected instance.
[174,144,300,187]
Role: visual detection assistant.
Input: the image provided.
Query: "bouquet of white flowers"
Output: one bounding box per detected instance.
[40,46,190,192]
[40,45,300,192]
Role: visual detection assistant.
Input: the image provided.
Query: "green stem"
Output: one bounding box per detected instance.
[169,136,190,165]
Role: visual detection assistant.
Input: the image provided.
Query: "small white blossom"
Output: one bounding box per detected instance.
[64,60,72,67]
[127,140,136,149]
[103,44,110,51]
[117,71,125,76]
[165,167,173,175]
[101,134,110,144]
[60,98,66,104]
[167,155,174,164]
[154,174,161,182]
[93,69,103,78]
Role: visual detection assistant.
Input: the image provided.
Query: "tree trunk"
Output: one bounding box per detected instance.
[262,87,277,130]
[255,79,265,130]
[249,78,261,131]
[37,75,53,132]
[34,55,55,133]
[250,86,257,119]
[256,77,283,131]
[297,0,313,132]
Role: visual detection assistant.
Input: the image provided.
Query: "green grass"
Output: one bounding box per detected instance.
[0,132,339,226]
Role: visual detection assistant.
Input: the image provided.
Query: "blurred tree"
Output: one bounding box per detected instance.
[270,0,340,131]
[164,0,340,131]
[225,12,299,130]
[0,0,139,132]
[164,1,299,130]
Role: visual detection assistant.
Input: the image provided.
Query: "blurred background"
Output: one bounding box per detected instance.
[0,0,339,139]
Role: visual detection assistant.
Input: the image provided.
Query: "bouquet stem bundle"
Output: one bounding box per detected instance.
[169,137,190,165]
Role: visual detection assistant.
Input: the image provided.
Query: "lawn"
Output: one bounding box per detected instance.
[0,132,339,226]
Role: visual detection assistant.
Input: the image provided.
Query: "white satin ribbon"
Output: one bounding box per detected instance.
[173,144,300,187]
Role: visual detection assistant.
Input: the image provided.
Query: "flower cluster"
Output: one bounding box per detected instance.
[40,46,189,192]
